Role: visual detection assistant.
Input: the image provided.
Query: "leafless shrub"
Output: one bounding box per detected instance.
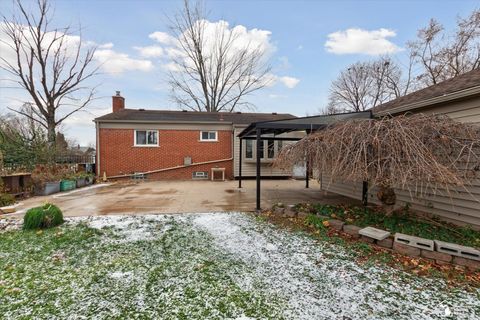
[274,114,480,203]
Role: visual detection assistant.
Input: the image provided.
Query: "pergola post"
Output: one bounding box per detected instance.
[256,128,261,211]
[238,138,243,188]
[362,181,368,206]
[305,159,309,188]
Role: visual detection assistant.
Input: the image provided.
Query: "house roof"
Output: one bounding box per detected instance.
[372,69,480,115]
[94,109,296,125]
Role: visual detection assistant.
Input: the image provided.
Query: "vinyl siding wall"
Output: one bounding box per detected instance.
[233,126,305,177]
[320,96,480,228]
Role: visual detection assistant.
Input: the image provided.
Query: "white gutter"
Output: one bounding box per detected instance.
[95,121,100,178]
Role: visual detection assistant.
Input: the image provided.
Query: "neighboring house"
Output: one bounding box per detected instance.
[321,69,480,227]
[94,92,296,180]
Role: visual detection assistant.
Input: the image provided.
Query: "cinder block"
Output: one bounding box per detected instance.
[359,227,390,240]
[343,225,362,239]
[452,257,480,271]
[394,233,434,251]
[393,242,421,257]
[328,219,345,231]
[377,238,393,249]
[360,236,375,243]
[420,250,452,262]
[434,240,480,261]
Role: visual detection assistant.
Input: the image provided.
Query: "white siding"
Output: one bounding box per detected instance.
[233,126,304,177]
[321,96,480,228]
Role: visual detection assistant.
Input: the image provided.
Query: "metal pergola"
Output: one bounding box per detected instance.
[237,111,372,211]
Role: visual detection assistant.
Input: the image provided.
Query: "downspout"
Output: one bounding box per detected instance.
[95,121,100,177]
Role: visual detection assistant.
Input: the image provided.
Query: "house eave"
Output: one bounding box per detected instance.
[374,85,480,116]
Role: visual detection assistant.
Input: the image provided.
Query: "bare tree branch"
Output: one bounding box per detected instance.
[167,0,271,112]
[1,0,98,152]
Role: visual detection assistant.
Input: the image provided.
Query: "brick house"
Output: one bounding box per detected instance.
[94,92,297,180]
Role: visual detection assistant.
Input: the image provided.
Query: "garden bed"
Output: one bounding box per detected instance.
[303,204,480,248]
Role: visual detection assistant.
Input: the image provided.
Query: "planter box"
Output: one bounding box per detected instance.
[35,181,61,196]
[76,177,87,188]
[60,180,76,192]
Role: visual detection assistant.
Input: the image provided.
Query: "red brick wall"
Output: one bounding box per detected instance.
[98,128,234,180]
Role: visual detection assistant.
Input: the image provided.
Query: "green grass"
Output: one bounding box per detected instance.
[309,204,480,247]
[0,218,282,319]
[1,214,479,319]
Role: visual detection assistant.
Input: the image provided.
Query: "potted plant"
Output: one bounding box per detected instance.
[60,172,76,192]
[32,165,61,196]
[75,172,93,188]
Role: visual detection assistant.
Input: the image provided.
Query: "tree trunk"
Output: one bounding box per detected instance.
[46,118,56,163]
[377,185,396,215]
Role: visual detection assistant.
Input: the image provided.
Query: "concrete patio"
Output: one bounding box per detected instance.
[7,179,356,217]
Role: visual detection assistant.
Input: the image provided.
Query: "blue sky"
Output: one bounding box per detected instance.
[0,0,478,145]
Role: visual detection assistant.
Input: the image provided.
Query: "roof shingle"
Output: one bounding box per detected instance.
[94,109,296,124]
[373,68,480,114]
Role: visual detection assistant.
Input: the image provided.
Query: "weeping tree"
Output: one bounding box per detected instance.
[275,114,480,208]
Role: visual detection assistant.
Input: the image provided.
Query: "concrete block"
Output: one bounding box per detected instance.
[297,211,309,218]
[359,227,390,240]
[393,242,420,257]
[434,240,480,261]
[285,210,297,218]
[377,238,394,249]
[360,236,375,243]
[343,225,362,239]
[420,250,452,262]
[327,219,345,231]
[452,257,480,271]
[394,233,434,251]
[0,206,16,214]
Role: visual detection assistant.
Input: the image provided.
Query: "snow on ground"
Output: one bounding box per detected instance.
[1,212,479,319]
[192,213,479,319]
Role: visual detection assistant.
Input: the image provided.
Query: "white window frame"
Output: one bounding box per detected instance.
[134,130,159,147]
[192,171,208,179]
[244,139,285,161]
[200,131,218,142]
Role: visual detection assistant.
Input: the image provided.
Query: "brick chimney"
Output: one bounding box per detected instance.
[112,91,125,113]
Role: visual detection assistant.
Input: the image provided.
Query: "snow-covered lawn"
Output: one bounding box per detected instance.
[0,213,479,319]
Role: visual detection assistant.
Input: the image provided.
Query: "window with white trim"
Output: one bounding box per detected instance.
[200,131,218,141]
[245,140,253,159]
[244,139,285,160]
[192,171,208,179]
[135,130,158,146]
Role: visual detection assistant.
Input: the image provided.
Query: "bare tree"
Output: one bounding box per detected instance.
[167,1,271,112]
[408,10,480,86]
[325,57,409,113]
[0,0,98,150]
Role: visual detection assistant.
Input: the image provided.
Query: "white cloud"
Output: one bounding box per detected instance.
[99,42,114,49]
[278,76,300,88]
[325,28,402,55]
[149,31,178,46]
[146,20,298,89]
[133,45,164,58]
[94,49,154,74]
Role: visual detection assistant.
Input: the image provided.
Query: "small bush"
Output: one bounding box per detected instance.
[23,203,64,230]
[0,193,15,207]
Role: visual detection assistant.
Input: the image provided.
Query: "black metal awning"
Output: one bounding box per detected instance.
[236,111,372,211]
[237,111,372,139]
